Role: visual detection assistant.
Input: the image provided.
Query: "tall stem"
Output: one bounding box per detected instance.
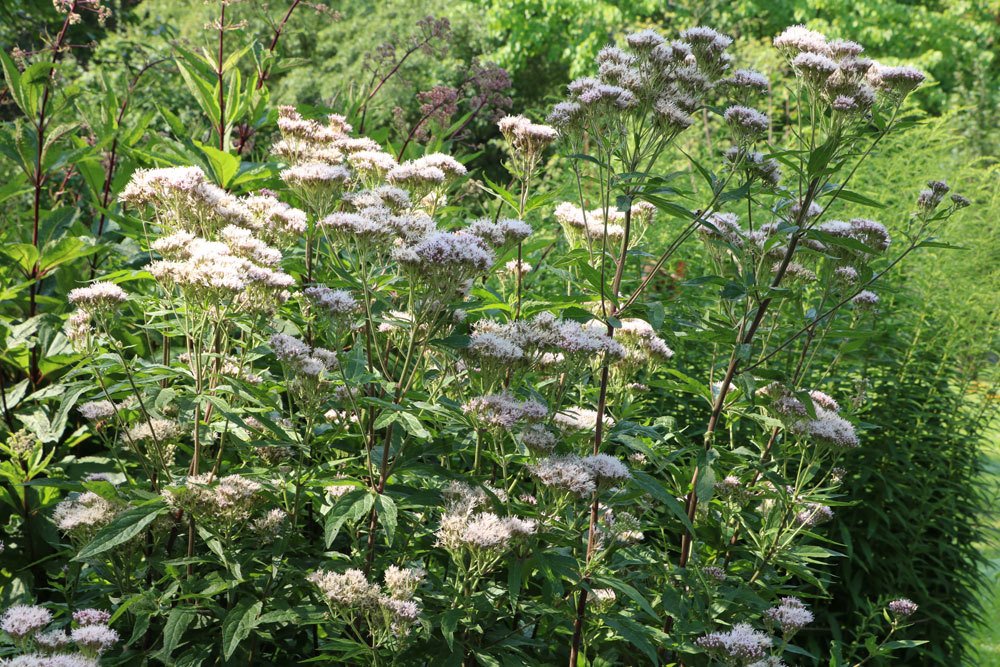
[677,177,819,569]
[27,3,76,385]
[568,207,632,666]
[216,1,227,151]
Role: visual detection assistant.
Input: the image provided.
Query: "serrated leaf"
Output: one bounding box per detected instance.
[159,607,196,660]
[374,493,398,546]
[75,499,167,560]
[324,489,374,548]
[222,599,262,660]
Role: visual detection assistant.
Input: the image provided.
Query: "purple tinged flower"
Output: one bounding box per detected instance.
[888,598,919,617]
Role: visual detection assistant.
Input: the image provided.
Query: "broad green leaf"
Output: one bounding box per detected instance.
[1,244,38,276]
[604,615,659,664]
[159,607,197,660]
[397,411,430,439]
[830,189,886,209]
[440,608,462,651]
[374,493,398,545]
[197,142,241,188]
[75,499,167,560]
[631,470,693,532]
[222,599,263,660]
[324,489,374,548]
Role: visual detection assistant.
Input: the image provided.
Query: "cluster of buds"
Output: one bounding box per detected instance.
[774,24,925,118]
[548,27,732,146]
[498,114,558,177]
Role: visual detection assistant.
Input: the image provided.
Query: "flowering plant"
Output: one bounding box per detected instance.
[0,13,973,667]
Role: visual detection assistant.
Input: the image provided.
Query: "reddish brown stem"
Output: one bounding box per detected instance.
[255,0,302,90]
[27,2,77,385]
[568,208,632,665]
[677,178,819,569]
[216,2,226,151]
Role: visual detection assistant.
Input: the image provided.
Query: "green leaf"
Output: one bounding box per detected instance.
[591,575,659,621]
[39,237,97,274]
[604,615,659,664]
[0,51,25,114]
[830,189,886,209]
[631,470,693,533]
[176,60,221,127]
[196,142,241,188]
[159,607,197,660]
[440,608,462,651]
[694,449,718,502]
[374,493,398,546]
[1,244,39,276]
[222,599,263,660]
[807,136,839,178]
[75,499,167,560]
[883,640,928,650]
[397,411,430,439]
[324,489,374,548]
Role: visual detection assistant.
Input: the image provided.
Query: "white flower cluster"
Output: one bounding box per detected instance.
[67,282,127,311]
[77,400,116,421]
[795,502,835,527]
[466,217,533,250]
[304,285,358,318]
[52,492,115,535]
[609,318,674,366]
[392,230,496,292]
[124,418,183,445]
[549,26,732,135]
[436,482,535,555]
[148,229,294,311]
[519,423,558,453]
[696,623,772,662]
[64,282,129,349]
[763,385,859,448]
[120,166,272,237]
[462,392,548,429]
[162,473,265,525]
[308,565,424,635]
[465,313,626,377]
[270,333,339,379]
[498,115,558,166]
[0,604,118,663]
[387,153,466,199]
[764,597,814,635]
[553,201,657,248]
[271,106,351,166]
[773,24,924,112]
[817,218,891,254]
[242,193,308,245]
[552,407,613,433]
[529,453,630,496]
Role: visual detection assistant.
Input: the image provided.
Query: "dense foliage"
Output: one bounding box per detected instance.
[0,2,996,666]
